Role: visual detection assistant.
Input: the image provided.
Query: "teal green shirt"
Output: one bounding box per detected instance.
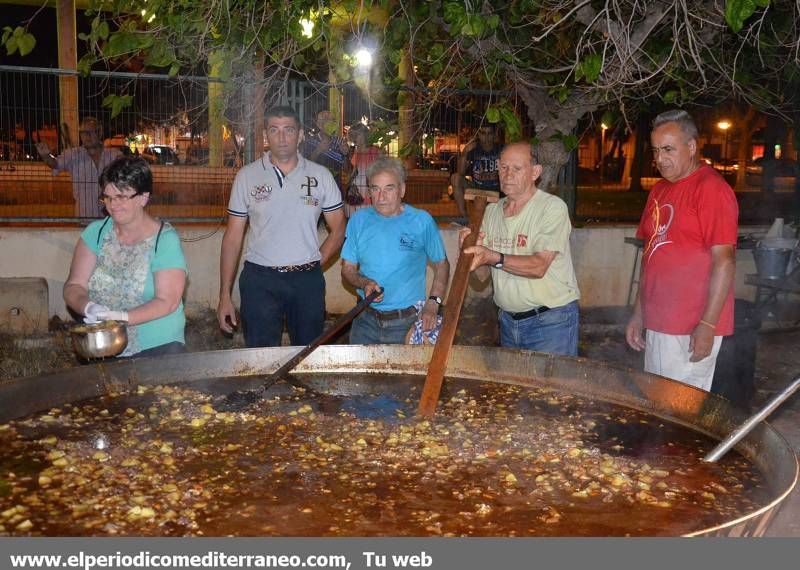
[81,218,187,354]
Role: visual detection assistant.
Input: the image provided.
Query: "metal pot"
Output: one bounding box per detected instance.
[69,320,128,359]
[0,345,796,536]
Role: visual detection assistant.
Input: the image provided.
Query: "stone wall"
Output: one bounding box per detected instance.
[0,223,760,326]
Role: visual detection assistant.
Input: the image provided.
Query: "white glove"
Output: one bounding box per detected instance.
[83,301,110,324]
[96,309,129,322]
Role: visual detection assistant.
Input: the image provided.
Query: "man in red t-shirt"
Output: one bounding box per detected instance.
[625,109,738,391]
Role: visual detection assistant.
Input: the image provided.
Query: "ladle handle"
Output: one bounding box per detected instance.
[263,287,383,386]
[703,374,800,463]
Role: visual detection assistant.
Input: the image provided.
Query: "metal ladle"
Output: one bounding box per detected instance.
[704,374,800,462]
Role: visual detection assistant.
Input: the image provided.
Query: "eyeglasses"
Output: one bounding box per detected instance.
[368,184,400,194]
[98,193,139,205]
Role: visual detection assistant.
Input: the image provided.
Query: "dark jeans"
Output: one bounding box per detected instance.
[134,342,186,358]
[499,300,579,356]
[349,309,417,345]
[239,261,325,348]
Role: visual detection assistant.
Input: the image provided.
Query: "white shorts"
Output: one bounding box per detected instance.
[644,330,723,392]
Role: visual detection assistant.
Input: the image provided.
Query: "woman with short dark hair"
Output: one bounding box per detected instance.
[63,156,188,357]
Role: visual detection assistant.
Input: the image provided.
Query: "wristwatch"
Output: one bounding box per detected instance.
[428,295,442,305]
[493,252,505,269]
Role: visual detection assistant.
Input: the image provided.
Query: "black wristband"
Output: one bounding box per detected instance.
[493,252,505,269]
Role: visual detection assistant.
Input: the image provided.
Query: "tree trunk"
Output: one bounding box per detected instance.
[398,49,416,171]
[629,116,649,192]
[208,57,225,168]
[735,107,756,190]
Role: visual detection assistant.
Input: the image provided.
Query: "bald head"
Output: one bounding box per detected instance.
[498,142,542,198]
[501,142,538,165]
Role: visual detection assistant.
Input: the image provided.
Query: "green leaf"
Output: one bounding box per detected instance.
[168,63,180,77]
[77,53,95,76]
[662,90,679,104]
[12,26,24,38]
[97,21,110,41]
[105,31,139,57]
[499,106,522,141]
[5,37,18,55]
[577,53,602,83]
[17,33,36,56]
[102,94,133,119]
[461,16,486,38]
[548,132,579,153]
[561,134,579,153]
[547,85,570,104]
[725,0,770,33]
[486,107,501,123]
[443,2,466,25]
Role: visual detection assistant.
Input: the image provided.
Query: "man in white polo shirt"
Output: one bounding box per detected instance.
[217,106,346,347]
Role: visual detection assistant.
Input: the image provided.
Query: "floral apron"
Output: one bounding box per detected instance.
[88,222,164,356]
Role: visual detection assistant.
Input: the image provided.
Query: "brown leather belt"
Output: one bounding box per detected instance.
[507,305,550,320]
[269,261,320,273]
[365,305,417,322]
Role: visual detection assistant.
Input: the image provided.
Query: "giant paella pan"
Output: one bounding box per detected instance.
[0,345,795,536]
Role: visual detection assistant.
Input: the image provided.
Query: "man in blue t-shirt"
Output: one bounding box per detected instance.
[341,157,450,344]
[450,124,503,218]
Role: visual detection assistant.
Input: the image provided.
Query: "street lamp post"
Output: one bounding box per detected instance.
[717,120,731,174]
[354,47,374,121]
[600,122,608,189]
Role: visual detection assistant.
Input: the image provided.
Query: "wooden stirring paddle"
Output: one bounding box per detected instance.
[418,189,499,417]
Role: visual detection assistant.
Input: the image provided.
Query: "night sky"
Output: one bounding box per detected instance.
[0,5,94,68]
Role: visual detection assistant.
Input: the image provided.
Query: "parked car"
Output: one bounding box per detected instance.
[143,145,179,165]
[714,159,739,174]
[745,157,797,177]
[745,157,797,189]
[184,145,240,167]
[185,145,209,166]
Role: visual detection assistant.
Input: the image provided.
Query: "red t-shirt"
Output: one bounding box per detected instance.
[636,165,738,335]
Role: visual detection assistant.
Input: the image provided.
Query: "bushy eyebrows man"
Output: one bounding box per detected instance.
[626,109,738,392]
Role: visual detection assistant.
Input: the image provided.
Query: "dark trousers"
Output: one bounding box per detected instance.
[134,342,186,358]
[239,261,325,348]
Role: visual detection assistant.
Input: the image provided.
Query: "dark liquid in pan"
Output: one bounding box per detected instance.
[0,374,770,536]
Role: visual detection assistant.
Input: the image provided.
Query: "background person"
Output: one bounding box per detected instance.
[302,109,350,191]
[461,142,580,356]
[35,117,122,219]
[626,109,738,391]
[450,123,503,218]
[217,106,346,347]
[341,157,449,344]
[344,122,384,217]
[63,156,188,357]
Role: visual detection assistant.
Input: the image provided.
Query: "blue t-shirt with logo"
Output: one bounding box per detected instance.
[341,205,447,311]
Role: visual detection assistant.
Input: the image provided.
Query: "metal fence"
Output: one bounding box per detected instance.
[1,66,592,224]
